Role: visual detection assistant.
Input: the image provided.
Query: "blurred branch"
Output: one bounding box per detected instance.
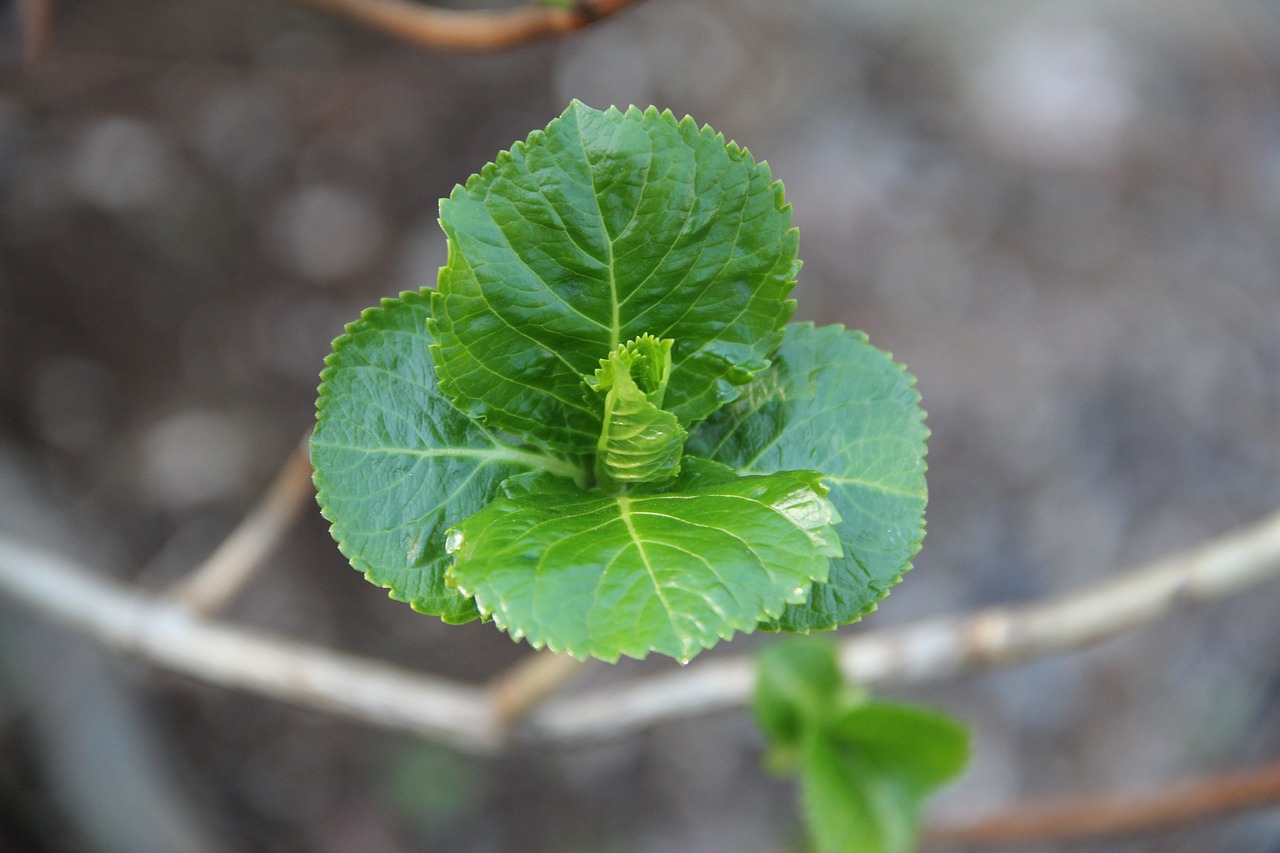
[488,650,589,722]
[279,0,643,52]
[1,508,1279,752]
[19,0,56,66]
[0,538,500,753]
[923,755,1280,846]
[167,439,313,615]
[520,506,1280,743]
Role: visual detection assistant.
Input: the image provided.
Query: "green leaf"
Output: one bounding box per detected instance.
[754,636,844,747]
[752,639,969,853]
[430,100,798,455]
[799,728,918,853]
[444,458,840,662]
[588,335,687,487]
[831,703,971,795]
[689,323,927,632]
[800,704,969,853]
[311,290,585,623]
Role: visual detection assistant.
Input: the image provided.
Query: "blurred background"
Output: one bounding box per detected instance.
[2,0,1280,850]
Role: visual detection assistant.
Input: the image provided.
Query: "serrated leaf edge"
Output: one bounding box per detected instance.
[428,100,801,444]
[311,288,582,623]
[746,323,929,634]
[447,465,838,663]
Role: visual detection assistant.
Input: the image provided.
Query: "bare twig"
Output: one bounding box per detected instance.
[278,0,643,53]
[0,509,1279,750]
[168,440,313,615]
[19,0,56,66]
[834,504,1280,684]
[0,538,500,753]
[488,651,588,722]
[924,755,1280,846]
[520,507,1280,744]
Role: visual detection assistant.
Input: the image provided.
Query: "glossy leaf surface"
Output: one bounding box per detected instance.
[311,291,583,623]
[690,323,927,631]
[445,459,840,661]
[430,101,798,454]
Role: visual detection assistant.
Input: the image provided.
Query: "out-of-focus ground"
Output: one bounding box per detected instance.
[2,0,1280,851]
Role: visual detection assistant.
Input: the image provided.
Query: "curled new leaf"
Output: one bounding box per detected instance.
[587,335,686,487]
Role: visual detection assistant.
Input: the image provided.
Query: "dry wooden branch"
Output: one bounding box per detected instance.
[520,507,1280,744]
[924,755,1280,846]
[1,509,1279,751]
[0,537,501,753]
[19,0,56,66]
[279,0,643,52]
[488,651,588,722]
[167,440,313,615]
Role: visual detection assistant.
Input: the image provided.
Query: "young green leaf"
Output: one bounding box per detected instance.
[445,458,841,662]
[754,636,844,747]
[799,729,919,853]
[311,290,585,623]
[753,639,969,853]
[830,703,971,795]
[588,335,686,487]
[799,702,970,853]
[314,104,933,672]
[689,323,928,632]
[430,100,798,455]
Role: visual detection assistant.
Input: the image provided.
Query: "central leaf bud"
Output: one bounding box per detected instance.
[585,335,687,488]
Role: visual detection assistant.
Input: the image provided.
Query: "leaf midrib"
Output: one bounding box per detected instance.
[310,440,582,483]
[617,496,679,636]
[572,112,621,350]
